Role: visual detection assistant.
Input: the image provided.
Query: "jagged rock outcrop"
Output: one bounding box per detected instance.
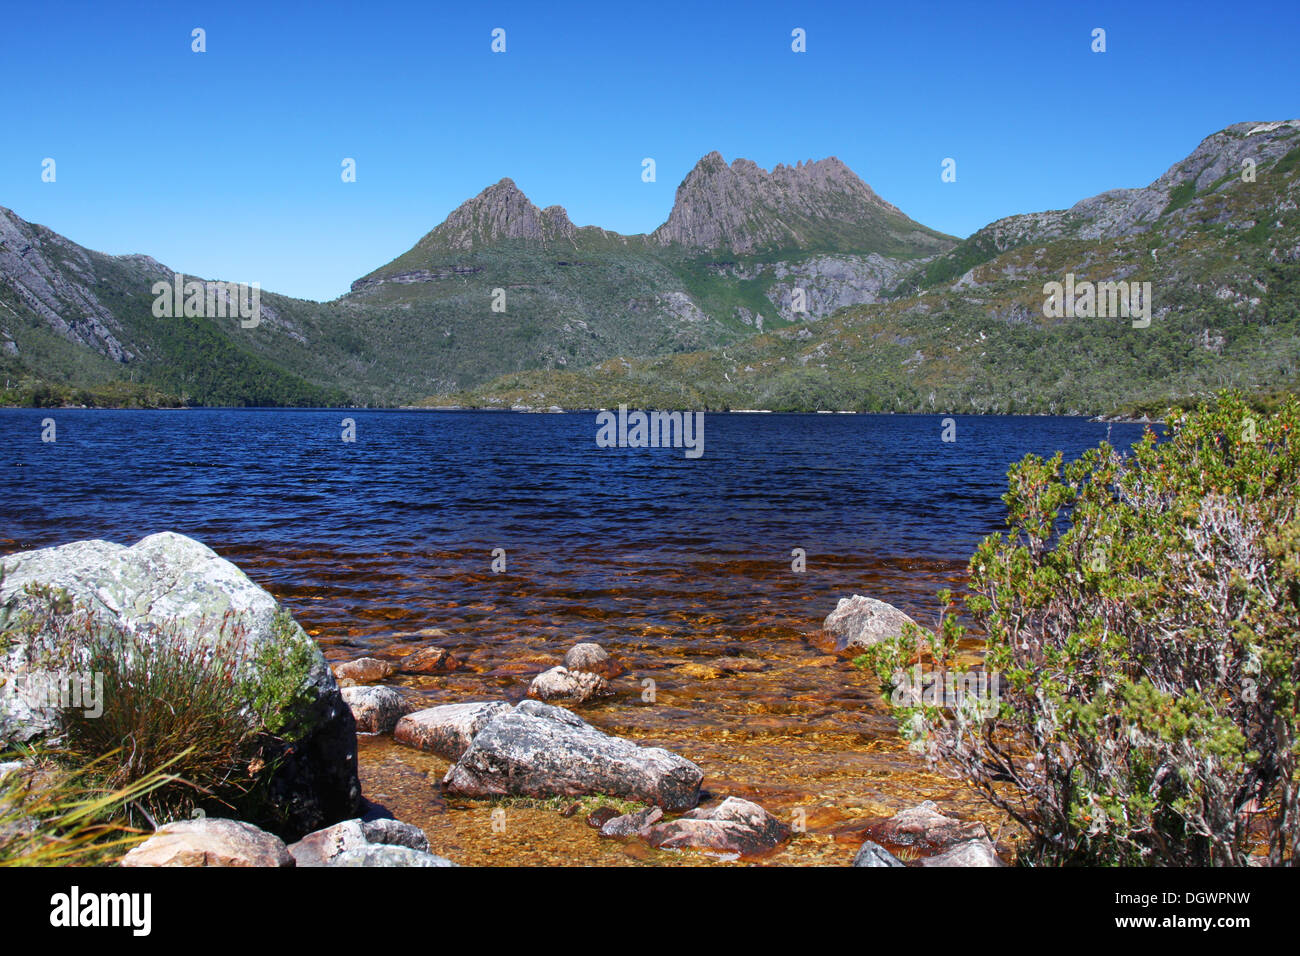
[416,179,579,251]
[652,153,953,256]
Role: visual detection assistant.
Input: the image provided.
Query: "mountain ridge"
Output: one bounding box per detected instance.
[2,121,1297,412]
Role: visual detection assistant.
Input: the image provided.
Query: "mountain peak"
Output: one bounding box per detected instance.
[418,178,576,251]
[651,151,938,255]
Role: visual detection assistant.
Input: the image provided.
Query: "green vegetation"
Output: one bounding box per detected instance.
[857,391,1300,865]
[238,611,320,739]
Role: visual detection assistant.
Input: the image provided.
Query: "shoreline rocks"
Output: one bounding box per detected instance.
[870,800,988,850]
[341,685,415,734]
[394,701,511,761]
[331,845,457,866]
[563,642,624,680]
[288,817,435,866]
[122,818,294,868]
[852,840,905,867]
[860,801,1003,867]
[823,594,918,652]
[332,657,396,685]
[639,797,791,855]
[443,700,704,810]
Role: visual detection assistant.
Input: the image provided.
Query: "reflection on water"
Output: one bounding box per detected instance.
[0,408,1152,864]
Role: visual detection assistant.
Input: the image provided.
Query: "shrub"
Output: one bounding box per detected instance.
[859,390,1300,865]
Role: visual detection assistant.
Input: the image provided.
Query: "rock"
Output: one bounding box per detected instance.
[563,642,624,679]
[599,806,663,838]
[394,701,511,761]
[0,760,23,783]
[361,818,430,852]
[872,801,988,850]
[399,645,458,674]
[443,700,704,811]
[288,816,433,866]
[823,595,918,652]
[640,797,792,855]
[121,818,293,868]
[853,840,906,867]
[716,657,766,673]
[330,845,458,867]
[331,657,396,684]
[917,837,1003,867]
[341,685,414,734]
[287,819,368,867]
[0,532,361,841]
[527,666,610,704]
[586,806,620,830]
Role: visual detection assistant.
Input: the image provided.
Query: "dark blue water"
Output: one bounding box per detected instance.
[0,409,1150,651]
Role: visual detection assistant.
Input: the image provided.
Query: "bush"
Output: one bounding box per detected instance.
[859,390,1300,865]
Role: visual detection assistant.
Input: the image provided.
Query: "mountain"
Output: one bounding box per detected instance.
[0,150,954,406]
[3,123,1298,413]
[652,153,951,256]
[426,121,1300,416]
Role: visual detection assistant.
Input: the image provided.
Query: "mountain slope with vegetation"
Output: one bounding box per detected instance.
[1,154,952,406]
[425,121,1300,416]
[2,122,1297,413]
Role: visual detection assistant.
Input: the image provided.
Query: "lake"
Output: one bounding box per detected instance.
[0,408,1152,864]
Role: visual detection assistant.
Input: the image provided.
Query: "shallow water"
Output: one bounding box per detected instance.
[0,408,1152,864]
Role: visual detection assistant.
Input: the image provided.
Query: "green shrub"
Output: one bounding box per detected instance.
[860,390,1300,865]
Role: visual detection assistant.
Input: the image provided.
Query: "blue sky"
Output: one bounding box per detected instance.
[3,0,1297,301]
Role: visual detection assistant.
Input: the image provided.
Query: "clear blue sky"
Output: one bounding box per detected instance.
[3,0,1297,302]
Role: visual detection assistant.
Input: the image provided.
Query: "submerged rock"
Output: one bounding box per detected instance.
[394,701,511,761]
[0,532,361,840]
[399,645,458,674]
[639,796,792,855]
[332,657,396,684]
[122,818,293,868]
[599,806,663,838]
[341,685,414,734]
[443,700,703,810]
[823,595,918,652]
[852,840,906,867]
[563,642,625,679]
[528,665,610,704]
